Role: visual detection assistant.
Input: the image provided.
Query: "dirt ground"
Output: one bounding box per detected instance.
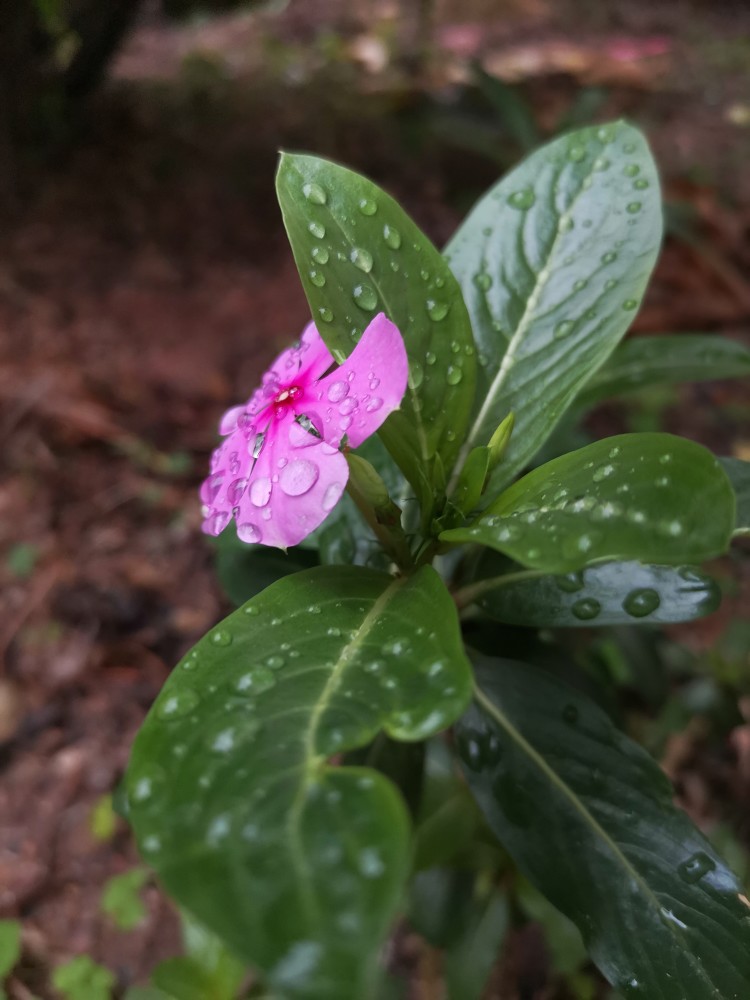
[1,0,750,996]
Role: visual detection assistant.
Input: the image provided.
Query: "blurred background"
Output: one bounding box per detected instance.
[1,0,749,996]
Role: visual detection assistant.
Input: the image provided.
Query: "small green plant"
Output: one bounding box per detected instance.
[124,121,750,998]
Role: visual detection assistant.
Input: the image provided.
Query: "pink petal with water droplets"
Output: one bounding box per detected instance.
[318,313,408,448]
[218,405,246,436]
[234,410,348,549]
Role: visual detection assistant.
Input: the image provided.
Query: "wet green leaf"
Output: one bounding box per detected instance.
[277,153,477,510]
[441,434,734,572]
[720,457,750,534]
[475,559,720,627]
[127,566,471,999]
[458,657,750,999]
[445,120,661,492]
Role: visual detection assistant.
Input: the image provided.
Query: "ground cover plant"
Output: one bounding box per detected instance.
[125,120,750,999]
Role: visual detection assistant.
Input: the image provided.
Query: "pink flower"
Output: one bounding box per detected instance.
[200,313,408,549]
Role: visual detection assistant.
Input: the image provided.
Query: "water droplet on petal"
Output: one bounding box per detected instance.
[326,380,349,403]
[205,510,230,535]
[365,397,383,412]
[227,478,248,505]
[322,482,345,511]
[280,459,319,496]
[237,522,262,543]
[249,477,272,507]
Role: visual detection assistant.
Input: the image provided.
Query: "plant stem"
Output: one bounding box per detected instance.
[453,568,544,609]
[345,478,414,571]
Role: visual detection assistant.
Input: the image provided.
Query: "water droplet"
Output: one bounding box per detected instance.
[597,125,615,143]
[383,224,401,248]
[303,182,327,205]
[562,704,579,725]
[266,655,285,669]
[678,851,716,884]
[318,306,333,323]
[157,687,199,719]
[358,197,377,216]
[308,221,325,239]
[622,299,638,311]
[474,271,492,290]
[446,365,463,385]
[211,629,233,647]
[425,351,436,366]
[508,188,536,209]
[359,848,385,878]
[594,156,610,171]
[556,571,585,593]
[558,216,574,233]
[244,605,259,616]
[365,397,383,412]
[623,163,640,177]
[571,598,601,620]
[322,482,345,511]
[311,245,329,264]
[626,201,642,214]
[353,283,378,311]
[623,588,661,618]
[350,247,373,273]
[659,907,688,931]
[601,251,617,264]
[327,380,349,403]
[206,510,230,536]
[633,178,650,190]
[593,463,616,482]
[279,459,319,496]
[309,269,326,288]
[237,522,262,543]
[426,299,450,321]
[554,319,574,339]
[212,728,235,752]
[249,476,272,507]
[411,362,424,388]
[142,835,161,854]
[236,667,275,694]
[568,145,586,162]
[605,278,617,290]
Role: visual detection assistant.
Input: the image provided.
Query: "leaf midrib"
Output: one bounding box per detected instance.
[473,683,720,997]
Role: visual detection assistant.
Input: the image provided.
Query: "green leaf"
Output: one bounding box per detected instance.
[152,959,224,1000]
[101,868,149,930]
[458,657,750,999]
[276,153,477,506]
[719,457,750,534]
[576,335,750,408]
[124,989,170,1000]
[445,120,662,492]
[441,433,734,572]
[516,879,587,975]
[89,793,117,842]
[0,920,21,978]
[443,889,509,1000]
[52,956,115,1000]
[475,560,721,627]
[179,911,245,999]
[127,566,472,999]
[450,447,489,515]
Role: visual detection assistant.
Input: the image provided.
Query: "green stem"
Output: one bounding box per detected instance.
[453,568,544,609]
[345,478,414,571]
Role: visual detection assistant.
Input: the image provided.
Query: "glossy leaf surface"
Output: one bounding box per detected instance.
[458,657,750,998]
[476,560,720,627]
[441,434,734,572]
[720,457,750,534]
[277,153,477,503]
[445,120,661,490]
[576,334,750,407]
[127,566,472,999]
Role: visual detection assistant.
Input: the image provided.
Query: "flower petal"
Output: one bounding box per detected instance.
[266,322,334,390]
[315,313,408,448]
[233,411,349,549]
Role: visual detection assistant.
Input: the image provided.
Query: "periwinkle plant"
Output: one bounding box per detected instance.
[126,121,750,1000]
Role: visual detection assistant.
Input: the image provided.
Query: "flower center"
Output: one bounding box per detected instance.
[274,385,302,407]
